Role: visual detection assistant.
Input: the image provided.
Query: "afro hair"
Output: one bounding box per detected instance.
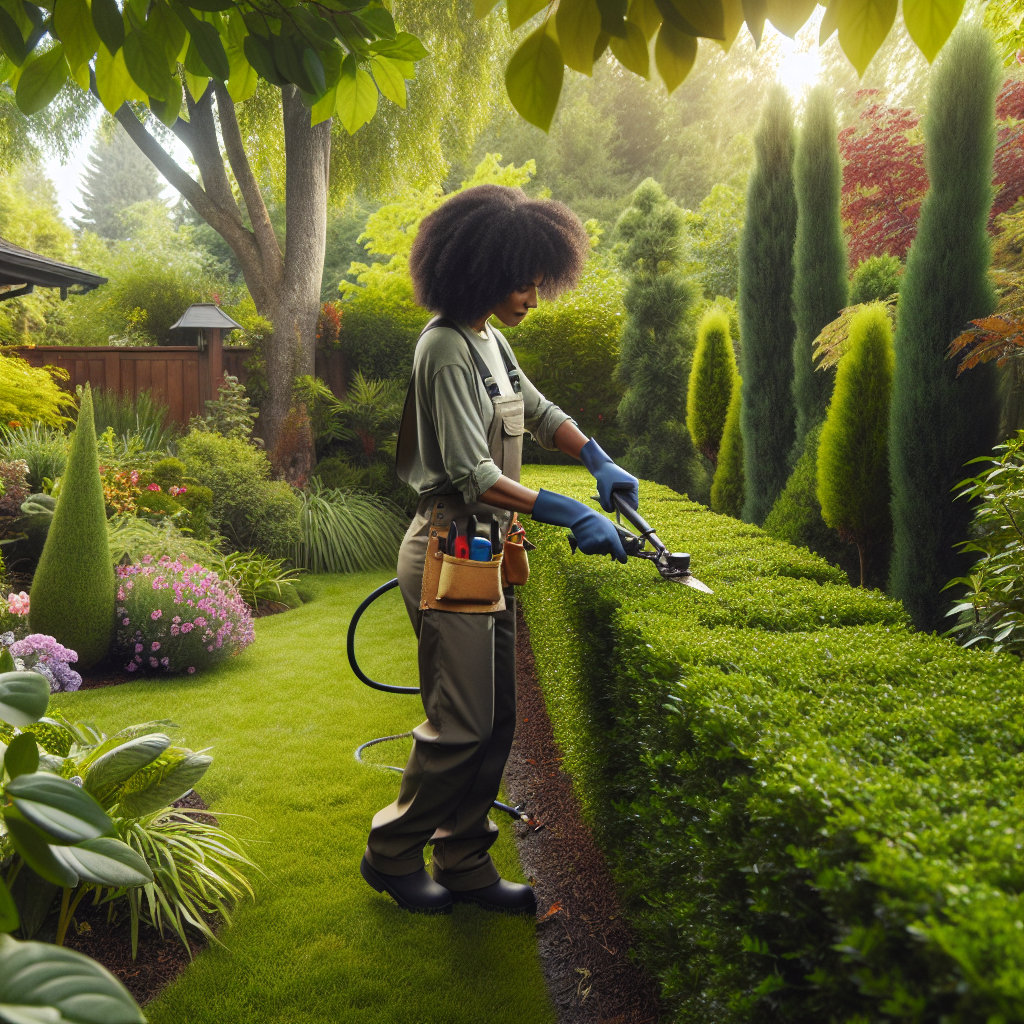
[409,184,590,324]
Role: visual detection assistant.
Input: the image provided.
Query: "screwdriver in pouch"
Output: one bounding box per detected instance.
[470,515,491,561]
[453,520,470,560]
[490,515,501,556]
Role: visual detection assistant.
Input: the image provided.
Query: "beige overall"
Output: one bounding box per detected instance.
[365,386,525,892]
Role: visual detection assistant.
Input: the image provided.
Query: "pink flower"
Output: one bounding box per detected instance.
[123,618,130,626]
[151,641,160,652]
[135,643,143,653]
[141,555,153,565]
[150,609,162,620]
[126,662,137,672]
[6,591,29,616]
[149,657,158,668]
[161,656,169,666]
[188,666,196,674]
[181,622,193,634]
[147,483,161,492]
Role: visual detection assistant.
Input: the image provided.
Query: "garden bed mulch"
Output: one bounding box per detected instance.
[506,606,661,1024]
[62,791,216,1005]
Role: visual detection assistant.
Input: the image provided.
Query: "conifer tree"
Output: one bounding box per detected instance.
[687,309,737,467]
[889,26,1001,630]
[29,385,115,668]
[792,86,848,449]
[739,85,798,524]
[615,178,701,495]
[818,305,894,588]
[711,375,743,517]
[73,125,164,240]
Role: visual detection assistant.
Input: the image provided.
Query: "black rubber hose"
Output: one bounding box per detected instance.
[347,577,528,823]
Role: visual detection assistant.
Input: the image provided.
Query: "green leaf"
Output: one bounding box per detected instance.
[91,0,124,54]
[0,674,48,729]
[123,28,171,99]
[171,3,229,79]
[0,650,13,674]
[151,75,183,125]
[360,4,395,39]
[0,881,18,934]
[474,0,502,16]
[370,53,405,107]
[741,0,766,46]
[610,18,649,75]
[180,0,234,9]
[654,19,696,92]
[184,66,209,100]
[628,0,662,40]
[835,0,897,77]
[505,16,562,132]
[4,733,38,779]
[597,0,629,37]
[556,0,603,75]
[765,0,816,38]
[819,1,838,44]
[301,46,326,96]
[508,0,548,31]
[226,39,257,102]
[0,6,25,66]
[369,31,427,61]
[6,773,112,844]
[3,813,78,887]
[7,47,57,112]
[53,0,99,73]
[0,933,146,1023]
[671,0,724,38]
[242,32,286,86]
[334,57,378,134]
[83,734,171,804]
[51,837,153,887]
[902,0,962,63]
[149,0,187,67]
[310,78,336,123]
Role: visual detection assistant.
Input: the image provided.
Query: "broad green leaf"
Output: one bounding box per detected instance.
[836,0,896,77]
[53,0,100,74]
[370,54,405,107]
[184,67,208,100]
[6,773,112,844]
[765,0,815,38]
[360,5,395,39]
[505,16,562,132]
[508,0,548,31]
[0,881,17,934]
[719,0,743,49]
[150,75,182,125]
[226,41,257,101]
[183,0,233,9]
[83,734,171,803]
[819,1,838,44]
[91,0,123,53]
[628,0,662,40]
[474,0,502,16]
[369,31,428,62]
[171,3,229,79]
[123,28,170,99]
[335,60,378,134]
[310,78,335,123]
[0,933,146,1023]
[4,813,78,887]
[0,8,23,65]
[51,837,153,887]
[672,0,724,39]
[4,734,38,779]
[610,19,649,75]
[0,650,13,673]
[242,32,284,86]
[902,0,963,63]
[742,0,767,46]
[95,41,146,110]
[301,46,326,96]
[597,0,629,38]
[0,674,47,729]
[556,0,603,74]
[149,0,186,67]
[654,19,696,92]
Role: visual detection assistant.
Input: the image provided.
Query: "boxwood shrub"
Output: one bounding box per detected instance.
[519,466,1023,1024]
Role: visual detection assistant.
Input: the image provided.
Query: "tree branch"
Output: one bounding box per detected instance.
[181,83,244,227]
[213,82,282,272]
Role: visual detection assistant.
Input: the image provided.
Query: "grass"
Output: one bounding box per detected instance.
[51,573,554,1024]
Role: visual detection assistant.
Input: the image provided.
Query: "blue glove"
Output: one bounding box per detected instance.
[531,489,627,564]
[580,438,639,513]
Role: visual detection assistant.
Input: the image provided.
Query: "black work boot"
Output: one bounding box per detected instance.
[360,855,453,914]
[451,878,537,915]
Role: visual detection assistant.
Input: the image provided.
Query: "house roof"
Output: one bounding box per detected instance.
[168,303,243,332]
[0,235,107,298]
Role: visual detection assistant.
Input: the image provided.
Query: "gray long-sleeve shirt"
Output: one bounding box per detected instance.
[403,321,571,502]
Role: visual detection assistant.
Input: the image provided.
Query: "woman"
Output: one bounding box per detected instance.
[361,184,639,915]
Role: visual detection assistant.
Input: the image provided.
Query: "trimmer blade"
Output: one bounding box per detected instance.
[658,568,713,593]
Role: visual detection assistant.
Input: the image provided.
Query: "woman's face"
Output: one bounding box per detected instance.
[490,275,542,327]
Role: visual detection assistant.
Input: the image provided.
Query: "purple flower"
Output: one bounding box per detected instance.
[188,666,196,674]
[151,641,160,652]
[135,643,143,654]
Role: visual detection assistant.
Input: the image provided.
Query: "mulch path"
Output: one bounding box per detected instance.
[506,606,661,1024]
[62,791,216,1005]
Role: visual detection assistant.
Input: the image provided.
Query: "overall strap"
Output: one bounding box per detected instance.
[421,316,522,397]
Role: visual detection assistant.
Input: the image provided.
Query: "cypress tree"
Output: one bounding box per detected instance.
[29,385,115,668]
[889,25,1001,630]
[710,375,744,517]
[686,309,737,467]
[739,85,798,524]
[792,86,848,449]
[615,178,702,495]
[818,305,894,588]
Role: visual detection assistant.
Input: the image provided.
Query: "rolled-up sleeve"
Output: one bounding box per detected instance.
[429,364,502,502]
[520,369,572,450]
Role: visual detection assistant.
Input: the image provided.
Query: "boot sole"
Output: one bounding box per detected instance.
[360,858,452,915]
[450,892,537,916]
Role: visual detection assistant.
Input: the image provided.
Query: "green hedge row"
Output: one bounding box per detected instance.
[519,466,1023,1024]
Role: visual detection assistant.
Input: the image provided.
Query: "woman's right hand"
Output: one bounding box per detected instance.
[529,490,627,564]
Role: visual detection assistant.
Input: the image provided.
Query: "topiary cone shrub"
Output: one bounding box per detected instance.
[29,384,115,669]
[686,309,737,467]
[710,374,744,517]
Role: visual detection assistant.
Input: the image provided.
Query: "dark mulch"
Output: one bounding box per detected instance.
[62,791,217,1005]
[506,606,661,1024]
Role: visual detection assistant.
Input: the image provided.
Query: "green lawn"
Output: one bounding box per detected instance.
[51,573,555,1024]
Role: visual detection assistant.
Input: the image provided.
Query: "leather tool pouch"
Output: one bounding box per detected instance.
[421,530,506,613]
[501,536,529,586]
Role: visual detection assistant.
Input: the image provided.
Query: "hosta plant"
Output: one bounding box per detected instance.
[113,557,255,675]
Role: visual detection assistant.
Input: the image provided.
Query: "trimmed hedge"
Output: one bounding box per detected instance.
[520,466,1023,1024]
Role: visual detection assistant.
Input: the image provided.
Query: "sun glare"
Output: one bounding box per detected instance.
[768,13,824,95]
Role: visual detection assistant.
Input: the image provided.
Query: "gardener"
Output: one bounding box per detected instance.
[360,184,639,916]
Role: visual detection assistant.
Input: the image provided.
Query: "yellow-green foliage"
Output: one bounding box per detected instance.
[0,352,75,428]
[29,385,115,668]
[710,374,743,516]
[686,309,737,465]
[520,465,1022,1024]
[817,304,893,583]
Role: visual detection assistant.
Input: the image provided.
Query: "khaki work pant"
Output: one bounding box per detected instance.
[364,509,517,891]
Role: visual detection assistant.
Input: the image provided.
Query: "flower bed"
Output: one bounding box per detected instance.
[114,557,254,674]
[520,466,1023,1024]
